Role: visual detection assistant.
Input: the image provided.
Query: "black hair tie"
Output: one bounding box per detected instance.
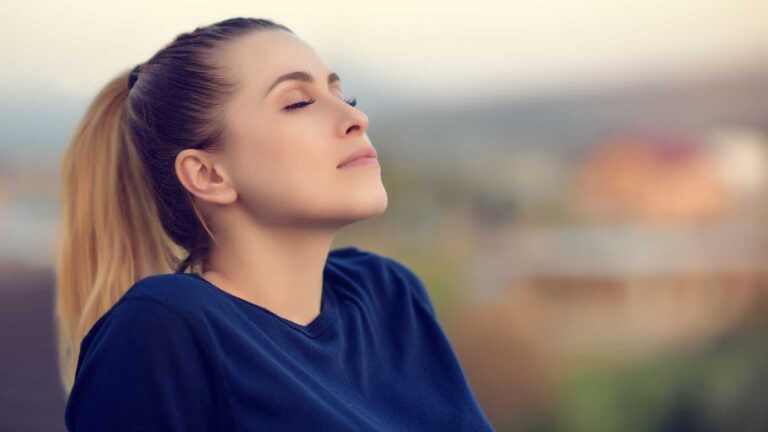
[128,63,143,90]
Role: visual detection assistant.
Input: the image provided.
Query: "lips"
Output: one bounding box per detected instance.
[337,147,378,168]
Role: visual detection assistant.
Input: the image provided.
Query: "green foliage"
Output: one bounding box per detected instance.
[542,317,768,432]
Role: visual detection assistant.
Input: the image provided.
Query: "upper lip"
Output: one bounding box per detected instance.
[337,146,378,168]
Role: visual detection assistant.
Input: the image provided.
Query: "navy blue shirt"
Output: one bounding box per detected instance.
[65,246,495,431]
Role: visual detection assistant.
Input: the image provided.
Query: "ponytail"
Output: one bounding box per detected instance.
[53,16,293,397]
[53,70,185,396]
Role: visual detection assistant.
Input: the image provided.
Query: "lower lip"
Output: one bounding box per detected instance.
[338,157,379,169]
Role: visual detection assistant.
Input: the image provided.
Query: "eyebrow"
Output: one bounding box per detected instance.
[264,71,341,98]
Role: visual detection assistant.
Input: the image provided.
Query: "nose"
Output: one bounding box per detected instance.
[340,103,369,136]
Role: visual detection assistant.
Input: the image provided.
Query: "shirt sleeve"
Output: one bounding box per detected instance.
[65,297,223,432]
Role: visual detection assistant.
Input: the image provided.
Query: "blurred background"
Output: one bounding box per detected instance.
[2,1,768,431]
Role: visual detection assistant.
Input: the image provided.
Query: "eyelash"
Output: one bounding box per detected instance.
[282,96,358,112]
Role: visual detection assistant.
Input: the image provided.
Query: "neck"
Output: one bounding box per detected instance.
[201,214,337,326]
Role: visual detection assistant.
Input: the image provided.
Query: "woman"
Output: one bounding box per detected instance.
[56,17,495,431]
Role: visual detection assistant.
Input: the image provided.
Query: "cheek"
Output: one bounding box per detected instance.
[228,124,338,211]
[266,123,336,180]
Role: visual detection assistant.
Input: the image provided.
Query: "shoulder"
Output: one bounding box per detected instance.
[327,246,410,285]
[327,246,435,315]
[328,246,410,274]
[91,296,197,343]
[76,273,224,351]
[83,273,212,348]
[329,246,421,282]
[74,292,211,379]
[79,273,205,346]
[121,272,220,317]
[67,291,225,431]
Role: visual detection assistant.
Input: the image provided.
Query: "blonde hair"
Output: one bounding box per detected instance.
[53,17,293,397]
[54,71,191,395]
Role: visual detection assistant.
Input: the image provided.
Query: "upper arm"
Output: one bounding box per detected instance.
[65,298,223,432]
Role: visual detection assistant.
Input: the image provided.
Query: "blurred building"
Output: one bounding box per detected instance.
[570,128,768,222]
[448,127,768,424]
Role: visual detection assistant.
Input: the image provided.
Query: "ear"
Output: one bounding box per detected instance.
[175,149,238,205]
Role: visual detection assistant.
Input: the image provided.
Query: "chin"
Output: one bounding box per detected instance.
[372,191,389,215]
[346,186,388,220]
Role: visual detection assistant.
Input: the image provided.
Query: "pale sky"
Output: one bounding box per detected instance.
[2,0,768,104]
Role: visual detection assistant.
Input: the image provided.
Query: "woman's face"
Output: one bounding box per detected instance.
[214,29,387,227]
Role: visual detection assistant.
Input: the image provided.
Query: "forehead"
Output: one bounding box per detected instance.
[219,29,331,95]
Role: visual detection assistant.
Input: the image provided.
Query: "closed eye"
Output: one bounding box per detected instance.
[283,96,358,112]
